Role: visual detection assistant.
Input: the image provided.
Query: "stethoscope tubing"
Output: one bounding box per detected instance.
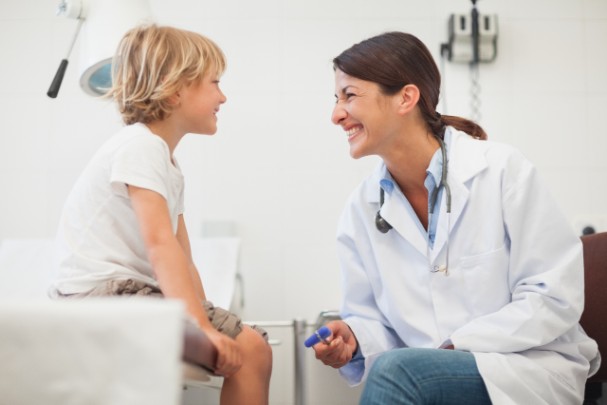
[375,134,452,274]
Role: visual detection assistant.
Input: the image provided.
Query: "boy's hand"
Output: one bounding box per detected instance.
[312,320,358,369]
[205,328,242,377]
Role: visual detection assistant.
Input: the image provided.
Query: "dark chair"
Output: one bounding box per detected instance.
[580,232,607,404]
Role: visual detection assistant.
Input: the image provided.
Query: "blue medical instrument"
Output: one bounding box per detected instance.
[304,326,331,347]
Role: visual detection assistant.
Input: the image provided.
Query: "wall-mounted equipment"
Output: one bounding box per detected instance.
[439,0,497,123]
[442,0,498,64]
[47,0,152,98]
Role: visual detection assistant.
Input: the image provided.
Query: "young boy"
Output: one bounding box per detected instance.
[51,24,272,404]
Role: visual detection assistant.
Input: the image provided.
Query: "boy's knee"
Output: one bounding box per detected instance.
[239,326,273,364]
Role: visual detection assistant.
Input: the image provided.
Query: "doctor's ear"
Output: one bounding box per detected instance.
[396,84,420,115]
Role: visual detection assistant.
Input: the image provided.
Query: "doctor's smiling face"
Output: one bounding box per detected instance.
[332,69,402,160]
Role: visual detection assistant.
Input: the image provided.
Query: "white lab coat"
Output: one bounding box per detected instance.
[337,128,600,404]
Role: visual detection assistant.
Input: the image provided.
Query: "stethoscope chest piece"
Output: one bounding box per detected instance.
[375,210,393,233]
[375,187,393,233]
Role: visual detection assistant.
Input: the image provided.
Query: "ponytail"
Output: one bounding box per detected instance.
[440,114,487,140]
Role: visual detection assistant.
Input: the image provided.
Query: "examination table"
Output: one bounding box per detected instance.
[0,237,233,405]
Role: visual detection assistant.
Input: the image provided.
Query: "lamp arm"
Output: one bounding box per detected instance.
[47,18,84,99]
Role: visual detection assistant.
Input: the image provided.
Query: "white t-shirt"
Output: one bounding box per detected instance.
[52,123,184,295]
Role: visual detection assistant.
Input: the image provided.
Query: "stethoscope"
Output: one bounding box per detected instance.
[375,134,452,274]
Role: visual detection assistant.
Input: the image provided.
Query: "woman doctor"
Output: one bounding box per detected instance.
[312,31,600,404]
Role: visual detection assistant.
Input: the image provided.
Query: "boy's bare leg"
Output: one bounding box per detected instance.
[220,325,273,405]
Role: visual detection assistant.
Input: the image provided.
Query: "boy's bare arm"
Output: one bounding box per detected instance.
[128,185,210,328]
[175,214,207,302]
[128,185,242,376]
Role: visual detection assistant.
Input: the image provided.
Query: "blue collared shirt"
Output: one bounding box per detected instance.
[424,147,445,248]
[378,145,445,249]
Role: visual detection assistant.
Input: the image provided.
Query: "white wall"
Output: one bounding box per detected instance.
[1,1,606,402]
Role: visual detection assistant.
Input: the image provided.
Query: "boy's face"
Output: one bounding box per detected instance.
[174,69,227,135]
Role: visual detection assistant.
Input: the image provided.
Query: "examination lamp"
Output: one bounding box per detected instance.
[47,0,152,98]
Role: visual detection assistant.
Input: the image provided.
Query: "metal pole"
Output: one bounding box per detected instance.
[293,319,307,405]
[470,0,480,64]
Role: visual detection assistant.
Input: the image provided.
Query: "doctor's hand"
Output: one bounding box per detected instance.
[313,320,358,369]
[205,328,243,377]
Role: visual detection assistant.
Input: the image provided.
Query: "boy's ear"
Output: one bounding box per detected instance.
[396,84,420,115]
[167,91,181,106]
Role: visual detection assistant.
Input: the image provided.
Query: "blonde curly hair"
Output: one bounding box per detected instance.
[108,24,226,125]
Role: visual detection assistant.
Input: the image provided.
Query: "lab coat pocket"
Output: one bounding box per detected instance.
[458,244,510,316]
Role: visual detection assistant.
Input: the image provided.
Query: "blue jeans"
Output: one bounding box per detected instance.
[360,348,491,405]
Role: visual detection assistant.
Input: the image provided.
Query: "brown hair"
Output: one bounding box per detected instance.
[108,24,226,125]
[333,31,486,140]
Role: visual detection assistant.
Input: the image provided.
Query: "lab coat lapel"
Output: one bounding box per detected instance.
[380,189,428,256]
[430,180,469,262]
[429,132,488,262]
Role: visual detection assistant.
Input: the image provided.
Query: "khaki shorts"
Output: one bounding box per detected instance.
[58,279,267,341]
